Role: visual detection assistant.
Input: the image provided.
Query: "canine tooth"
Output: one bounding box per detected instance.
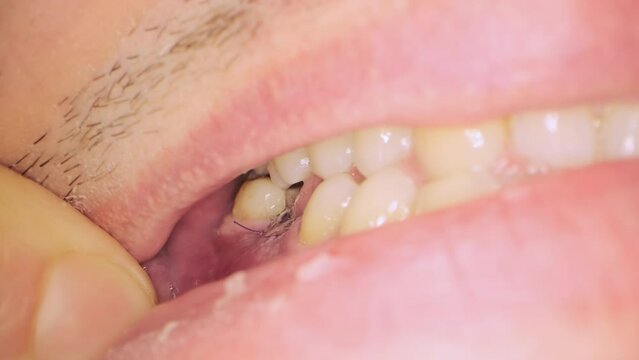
[511,108,596,169]
[414,172,500,214]
[300,174,358,245]
[414,120,506,179]
[308,134,354,179]
[272,148,311,185]
[232,178,286,221]
[600,104,639,159]
[340,167,416,235]
[353,126,412,177]
[267,162,291,189]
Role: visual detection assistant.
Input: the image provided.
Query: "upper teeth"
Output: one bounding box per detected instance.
[308,133,354,179]
[352,126,413,177]
[511,107,597,169]
[232,177,286,222]
[269,148,311,187]
[414,119,506,179]
[599,104,639,160]
[232,102,639,245]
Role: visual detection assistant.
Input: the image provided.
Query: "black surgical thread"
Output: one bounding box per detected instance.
[233,220,264,235]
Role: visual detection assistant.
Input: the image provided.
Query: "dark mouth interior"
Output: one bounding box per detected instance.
[142,172,312,303]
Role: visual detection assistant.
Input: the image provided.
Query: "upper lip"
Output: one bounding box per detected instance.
[89,0,639,262]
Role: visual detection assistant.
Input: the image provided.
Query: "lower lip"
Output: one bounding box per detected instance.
[107,160,639,359]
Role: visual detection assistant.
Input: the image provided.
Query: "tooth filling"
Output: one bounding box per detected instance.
[228,102,639,247]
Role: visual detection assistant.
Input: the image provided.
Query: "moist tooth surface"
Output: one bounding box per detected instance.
[510,108,597,169]
[599,104,639,159]
[339,167,416,235]
[414,120,506,179]
[308,134,354,179]
[299,173,358,245]
[271,148,312,186]
[232,102,639,247]
[413,171,500,214]
[353,126,413,177]
[267,161,291,189]
[232,178,286,221]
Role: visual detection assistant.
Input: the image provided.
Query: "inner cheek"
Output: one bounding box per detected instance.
[142,179,290,302]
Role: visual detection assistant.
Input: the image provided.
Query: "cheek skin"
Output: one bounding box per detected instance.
[0,166,155,359]
[0,0,153,159]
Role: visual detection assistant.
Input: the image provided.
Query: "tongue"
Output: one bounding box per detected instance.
[143,176,322,302]
[111,161,639,359]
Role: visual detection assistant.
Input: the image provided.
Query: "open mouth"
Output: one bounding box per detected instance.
[77,1,639,358]
[110,103,639,358]
[142,103,639,302]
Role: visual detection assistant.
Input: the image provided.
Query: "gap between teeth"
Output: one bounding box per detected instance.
[231,103,639,246]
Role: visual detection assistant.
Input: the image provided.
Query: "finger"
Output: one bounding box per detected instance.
[0,166,155,360]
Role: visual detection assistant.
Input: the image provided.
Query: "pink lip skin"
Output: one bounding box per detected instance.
[107,161,639,359]
[89,0,639,261]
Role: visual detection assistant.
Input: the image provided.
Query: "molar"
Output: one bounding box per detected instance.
[232,178,286,221]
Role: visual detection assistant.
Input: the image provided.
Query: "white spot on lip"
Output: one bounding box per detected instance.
[295,253,344,283]
[214,271,247,310]
[266,295,287,314]
[224,271,247,295]
[156,321,179,343]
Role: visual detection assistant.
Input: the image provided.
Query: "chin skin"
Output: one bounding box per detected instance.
[1,0,639,359]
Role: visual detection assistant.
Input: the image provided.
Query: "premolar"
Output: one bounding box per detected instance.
[299,173,358,245]
[352,126,413,177]
[413,171,500,214]
[339,167,416,236]
[270,148,312,186]
[308,134,354,179]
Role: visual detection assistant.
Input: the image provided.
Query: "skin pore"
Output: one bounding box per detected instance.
[2,0,639,359]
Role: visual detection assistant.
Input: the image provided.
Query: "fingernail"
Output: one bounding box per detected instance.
[32,254,154,360]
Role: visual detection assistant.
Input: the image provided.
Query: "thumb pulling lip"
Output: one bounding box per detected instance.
[108,160,639,359]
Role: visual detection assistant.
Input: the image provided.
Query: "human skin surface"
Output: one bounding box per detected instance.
[1,0,639,358]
